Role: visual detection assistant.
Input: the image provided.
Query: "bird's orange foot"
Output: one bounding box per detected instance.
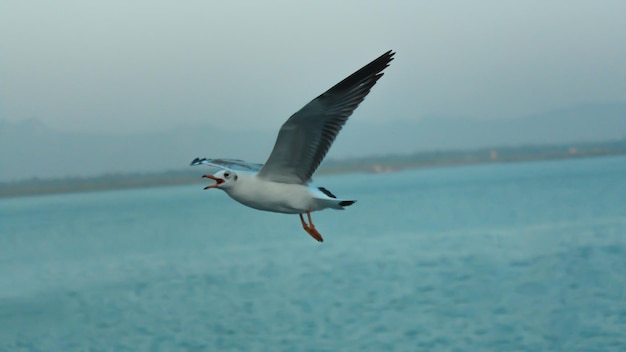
[305,225,324,242]
[299,212,324,242]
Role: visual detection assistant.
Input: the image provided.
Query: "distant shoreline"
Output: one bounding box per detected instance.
[1,140,625,199]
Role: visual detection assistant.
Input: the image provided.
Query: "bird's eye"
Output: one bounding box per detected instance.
[224,172,230,178]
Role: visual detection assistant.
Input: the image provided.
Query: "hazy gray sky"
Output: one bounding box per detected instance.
[1,1,625,133]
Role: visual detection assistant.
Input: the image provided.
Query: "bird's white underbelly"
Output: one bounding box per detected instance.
[226,178,316,214]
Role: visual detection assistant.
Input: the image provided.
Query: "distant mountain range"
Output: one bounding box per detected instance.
[1,102,625,181]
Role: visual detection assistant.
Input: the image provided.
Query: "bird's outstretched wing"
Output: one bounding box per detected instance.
[190,158,263,171]
[257,50,394,184]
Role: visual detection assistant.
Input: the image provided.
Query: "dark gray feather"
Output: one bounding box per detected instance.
[257,50,395,184]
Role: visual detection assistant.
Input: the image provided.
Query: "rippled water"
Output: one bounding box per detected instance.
[1,156,625,351]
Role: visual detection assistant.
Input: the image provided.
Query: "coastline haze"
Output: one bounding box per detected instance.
[1,103,625,181]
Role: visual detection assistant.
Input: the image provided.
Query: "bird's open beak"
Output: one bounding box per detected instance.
[202,174,225,190]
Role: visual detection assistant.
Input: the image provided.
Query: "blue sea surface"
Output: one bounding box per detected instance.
[1,156,625,351]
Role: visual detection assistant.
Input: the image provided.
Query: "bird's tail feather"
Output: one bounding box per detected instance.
[316,198,356,210]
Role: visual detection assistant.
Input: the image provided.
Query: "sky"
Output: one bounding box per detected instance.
[1,1,625,134]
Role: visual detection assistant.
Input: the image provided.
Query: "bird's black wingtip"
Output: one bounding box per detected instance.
[190,157,205,166]
[382,50,395,61]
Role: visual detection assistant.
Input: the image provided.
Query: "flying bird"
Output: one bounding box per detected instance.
[191,50,395,242]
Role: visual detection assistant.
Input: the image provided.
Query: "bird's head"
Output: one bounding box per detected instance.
[202,170,238,191]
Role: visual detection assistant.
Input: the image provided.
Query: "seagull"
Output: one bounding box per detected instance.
[191,50,394,242]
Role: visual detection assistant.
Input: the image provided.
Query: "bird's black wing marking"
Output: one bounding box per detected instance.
[318,187,337,199]
[190,158,263,171]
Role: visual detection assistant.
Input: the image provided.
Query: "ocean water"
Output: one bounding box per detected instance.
[1,156,625,351]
